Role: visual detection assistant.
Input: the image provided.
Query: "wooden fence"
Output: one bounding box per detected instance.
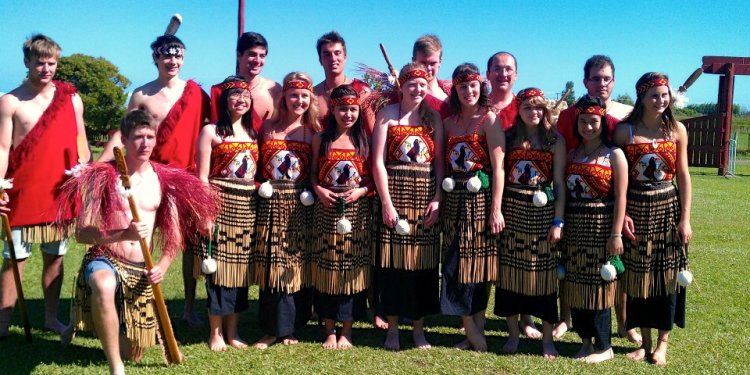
[683,113,724,168]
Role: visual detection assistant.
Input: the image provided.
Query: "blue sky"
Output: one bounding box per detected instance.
[2,1,749,109]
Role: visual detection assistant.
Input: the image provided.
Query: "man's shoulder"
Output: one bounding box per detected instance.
[608,101,633,120]
[0,90,22,112]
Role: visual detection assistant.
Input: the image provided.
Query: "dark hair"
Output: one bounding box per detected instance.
[583,55,614,80]
[316,31,346,60]
[236,32,268,55]
[486,51,518,73]
[216,76,255,138]
[320,85,369,158]
[509,90,557,151]
[621,72,677,135]
[398,62,439,130]
[150,35,185,53]
[573,95,610,145]
[449,63,490,113]
[121,109,157,138]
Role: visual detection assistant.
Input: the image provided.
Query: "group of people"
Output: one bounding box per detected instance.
[0,27,692,375]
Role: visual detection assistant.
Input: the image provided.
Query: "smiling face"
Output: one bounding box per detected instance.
[238,46,267,78]
[413,51,441,82]
[577,113,603,143]
[155,53,183,78]
[227,89,252,118]
[333,104,359,130]
[584,64,614,101]
[24,55,57,85]
[486,53,517,94]
[519,99,544,126]
[319,42,346,76]
[285,88,311,116]
[456,80,481,107]
[643,85,671,116]
[401,77,428,105]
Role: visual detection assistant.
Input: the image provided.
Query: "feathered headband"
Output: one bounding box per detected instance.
[636,77,670,96]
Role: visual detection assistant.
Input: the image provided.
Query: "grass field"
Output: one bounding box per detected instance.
[2,164,749,374]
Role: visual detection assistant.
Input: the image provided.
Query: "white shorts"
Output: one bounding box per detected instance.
[2,227,68,260]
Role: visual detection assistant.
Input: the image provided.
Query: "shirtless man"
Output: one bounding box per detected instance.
[313,31,372,129]
[411,35,452,119]
[0,34,89,338]
[99,35,209,327]
[486,51,519,131]
[60,110,217,375]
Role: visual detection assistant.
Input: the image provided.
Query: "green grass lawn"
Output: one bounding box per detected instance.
[2,166,749,374]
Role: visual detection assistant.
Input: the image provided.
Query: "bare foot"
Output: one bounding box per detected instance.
[60,324,75,346]
[651,341,668,366]
[465,329,487,352]
[182,312,204,328]
[542,340,558,360]
[551,321,568,339]
[282,335,299,346]
[626,347,647,361]
[574,342,593,360]
[585,348,614,364]
[413,330,431,349]
[374,315,389,330]
[129,345,145,362]
[228,338,248,349]
[627,329,642,345]
[44,319,66,334]
[521,320,542,339]
[322,333,337,349]
[384,329,400,351]
[209,334,227,352]
[337,334,353,350]
[253,335,276,350]
[454,339,472,350]
[502,336,519,354]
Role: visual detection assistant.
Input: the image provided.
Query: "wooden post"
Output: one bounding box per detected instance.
[718,63,735,176]
[236,0,245,74]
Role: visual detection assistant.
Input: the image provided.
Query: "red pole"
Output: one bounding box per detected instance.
[719,63,735,176]
[236,0,245,74]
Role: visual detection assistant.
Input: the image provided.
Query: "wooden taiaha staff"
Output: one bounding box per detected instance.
[0,188,32,342]
[112,148,183,364]
[553,86,572,110]
[379,43,400,89]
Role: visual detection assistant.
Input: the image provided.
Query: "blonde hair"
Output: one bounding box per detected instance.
[23,34,61,61]
[412,34,442,59]
[398,62,439,130]
[511,95,557,150]
[272,72,321,132]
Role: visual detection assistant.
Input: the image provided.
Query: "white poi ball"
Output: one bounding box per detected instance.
[300,190,315,206]
[677,270,693,287]
[600,262,617,281]
[336,217,352,235]
[555,264,566,280]
[654,169,666,181]
[442,177,456,192]
[201,258,217,275]
[532,190,548,207]
[258,181,274,198]
[395,218,411,235]
[466,176,482,192]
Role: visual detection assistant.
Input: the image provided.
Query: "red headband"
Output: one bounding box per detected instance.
[398,68,430,86]
[330,95,359,107]
[284,79,313,91]
[221,81,251,92]
[516,87,545,104]
[636,77,669,96]
[576,105,606,117]
[452,73,481,87]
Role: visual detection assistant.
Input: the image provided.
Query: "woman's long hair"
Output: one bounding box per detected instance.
[621,72,677,136]
[509,92,557,151]
[449,62,490,114]
[320,85,369,157]
[398,62,439,130]
[216,75,254,138]
[573,94,610,146]
[271,71,321,132]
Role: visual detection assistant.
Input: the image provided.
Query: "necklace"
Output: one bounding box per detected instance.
[636,123,663,150]
[247,77,262,93]
[578,143,603,161]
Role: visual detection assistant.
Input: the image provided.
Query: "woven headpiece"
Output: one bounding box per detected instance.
[576,105,606,117]
[636,77,669,96]
[452,73,481,87]
[330,95,359,107]
[516,87,545,104]
[398,68,430,86]
[283,79,313,91]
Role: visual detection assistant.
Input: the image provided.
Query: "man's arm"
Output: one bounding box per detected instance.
[72,93,91,162]
[0,95,17,211]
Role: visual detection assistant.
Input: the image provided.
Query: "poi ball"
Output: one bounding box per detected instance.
[442,177,456,192]
[258,181,273,198]
[600,262,617,281]
[677,270,693,287]
[532,190,548,207]
[395,219,411,235]
[336,217,352,235]
[555,264,566,280]
[201,258,217,275]
[300,190,315,206]
[466,176,482,192]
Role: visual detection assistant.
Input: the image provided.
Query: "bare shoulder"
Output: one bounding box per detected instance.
[264,77,282,93]
[0,92,21,113]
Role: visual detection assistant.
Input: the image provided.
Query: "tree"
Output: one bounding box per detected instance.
[614,93,634,106]
[55,54,130,138]
[561,81,575,106]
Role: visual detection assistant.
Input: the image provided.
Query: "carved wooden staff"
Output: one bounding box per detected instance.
[379,43,400,89]
[112,148,183,364]
[553,86,572,110]
[0,187,32,342]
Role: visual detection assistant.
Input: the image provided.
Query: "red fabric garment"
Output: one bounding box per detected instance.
[386,125,435,163]
[423,79,453,120]
[260,140,312,182]
[209,82,263,135]
[7,81,79,227]
[506,147,554,186]
[209,141,258,180]
[318,78,372,131]
[495,99,518,131]
[623,141,677,183]
[566,162,613,200]
[556,104,621,151]
[55,161,220,259]
[150,80,209,171]
[317,148,370,189]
